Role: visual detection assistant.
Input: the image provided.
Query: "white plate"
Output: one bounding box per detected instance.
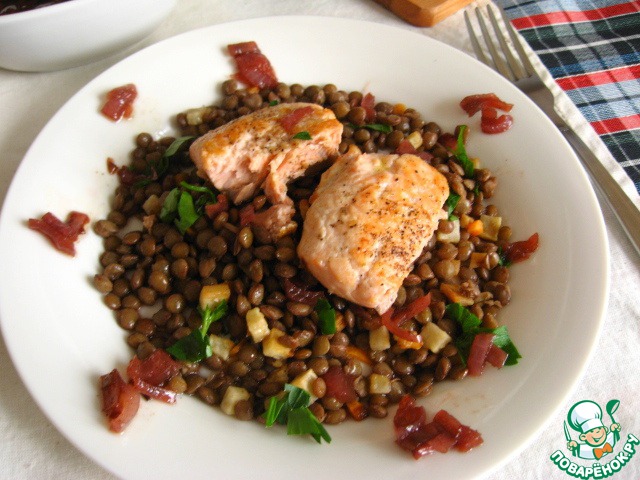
[0,16,609,480]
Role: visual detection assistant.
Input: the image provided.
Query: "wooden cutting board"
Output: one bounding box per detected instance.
[373,0,475,27]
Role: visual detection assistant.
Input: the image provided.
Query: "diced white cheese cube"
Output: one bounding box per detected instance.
[199,283,231,310]
[437,218,460,243]
[261,329,293,359]
[369,373,392,394]
[479,215,502,241]
[290,369,319,402]
[209,334,234,360]
[421,322,452,354]
[220,386,250,416]
[246,307,270,343]
[369,326,391,351]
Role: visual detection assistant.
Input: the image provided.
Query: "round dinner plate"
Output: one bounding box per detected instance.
[0,16,609,480]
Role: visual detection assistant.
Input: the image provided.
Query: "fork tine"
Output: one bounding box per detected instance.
[464,10,490,67]
[487,5,528,80]
[498,6,537,77]
[474,7,515,81]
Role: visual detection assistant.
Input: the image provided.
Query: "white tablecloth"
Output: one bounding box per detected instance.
[1,1,639,479]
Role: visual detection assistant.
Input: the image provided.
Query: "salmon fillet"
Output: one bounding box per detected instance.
[189,102,343,205]
[297,148,449,314]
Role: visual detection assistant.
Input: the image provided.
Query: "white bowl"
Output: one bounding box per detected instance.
[0,0,177,72]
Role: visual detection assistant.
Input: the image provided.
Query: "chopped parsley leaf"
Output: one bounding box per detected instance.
[265,384,331,444]
[446,302,521,366]
[452,125,474,178]
[166,301,228,362]
[315,299,336,334]
[293,131,312,140]
[444,193,461,220]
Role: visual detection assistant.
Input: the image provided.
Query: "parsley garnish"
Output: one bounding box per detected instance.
[174,190,199,234]
[179,181,217,211]
[346,122,392,133]
[265,384,331,444]
[363,123,392,133]
[452,125,474,178]
[163,135,196,159]
[315,299,336,334]
[446,303,521,366]
[293,131,312,140]
[159,188,180,223]
[133,136,195,188]
[159,181,218,234]
[166,301,228,362]
[444,193,461,221]
[497,246,512,267]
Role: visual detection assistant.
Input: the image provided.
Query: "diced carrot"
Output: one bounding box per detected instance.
[392,103,407,115]
[467,219,483,236]
[345,345,372,365]
[229,338,245,357]
[346,400,367,421]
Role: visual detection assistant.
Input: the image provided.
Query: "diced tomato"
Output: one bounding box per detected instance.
[433,409,463,438]
[239,204,256,227]
[486,344,508,368]
[127,350,180,404]
[394,139,433,161]
[391,293,431,325]
[455,425,484,452]
[321,365,357,403]
[107,159,140,185]
[398,421,442,458]
[100,83,137,121]
[127,349,180,386]
[281,277,324,305]
[460,93,513,117]
[394,396,484,458]
[131,377,177,404]
[227,41,260,56]
[279,106,314,133]
[467,332,495,376]
[395,139,417,155]
[394,395,427,440]
[460,93,514,134]
[438,132,457,150]
[481,110,514,134]
[416,150,434,161]
[361,92,376,122]
[28,211,90,256]
[204,193,229,219]
[228,41,278,89]
[503,232,539,263]
[425,431,458,454]
[100,369,140,433]
[379,306,423,345]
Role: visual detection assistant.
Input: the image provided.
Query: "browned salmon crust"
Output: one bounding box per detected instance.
[189,102,343,206]
[297,148,449,314]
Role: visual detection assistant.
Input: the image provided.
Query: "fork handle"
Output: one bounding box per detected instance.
[561,127,640,256]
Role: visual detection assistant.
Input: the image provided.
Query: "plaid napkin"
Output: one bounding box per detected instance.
[495,0,640,195]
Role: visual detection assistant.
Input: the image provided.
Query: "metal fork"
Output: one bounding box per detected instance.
[465,5,640,256]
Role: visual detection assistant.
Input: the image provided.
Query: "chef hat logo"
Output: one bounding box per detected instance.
[567,400,604,434]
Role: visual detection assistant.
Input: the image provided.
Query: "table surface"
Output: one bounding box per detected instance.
[1,1,639,479]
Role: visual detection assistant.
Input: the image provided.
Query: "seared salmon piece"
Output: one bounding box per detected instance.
[298,147,449,314]
[189,102,342,205]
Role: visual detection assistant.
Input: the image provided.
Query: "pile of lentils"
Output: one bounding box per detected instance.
[93,79,513,425]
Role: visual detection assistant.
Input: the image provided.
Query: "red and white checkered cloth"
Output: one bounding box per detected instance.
[496,0,640,195]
